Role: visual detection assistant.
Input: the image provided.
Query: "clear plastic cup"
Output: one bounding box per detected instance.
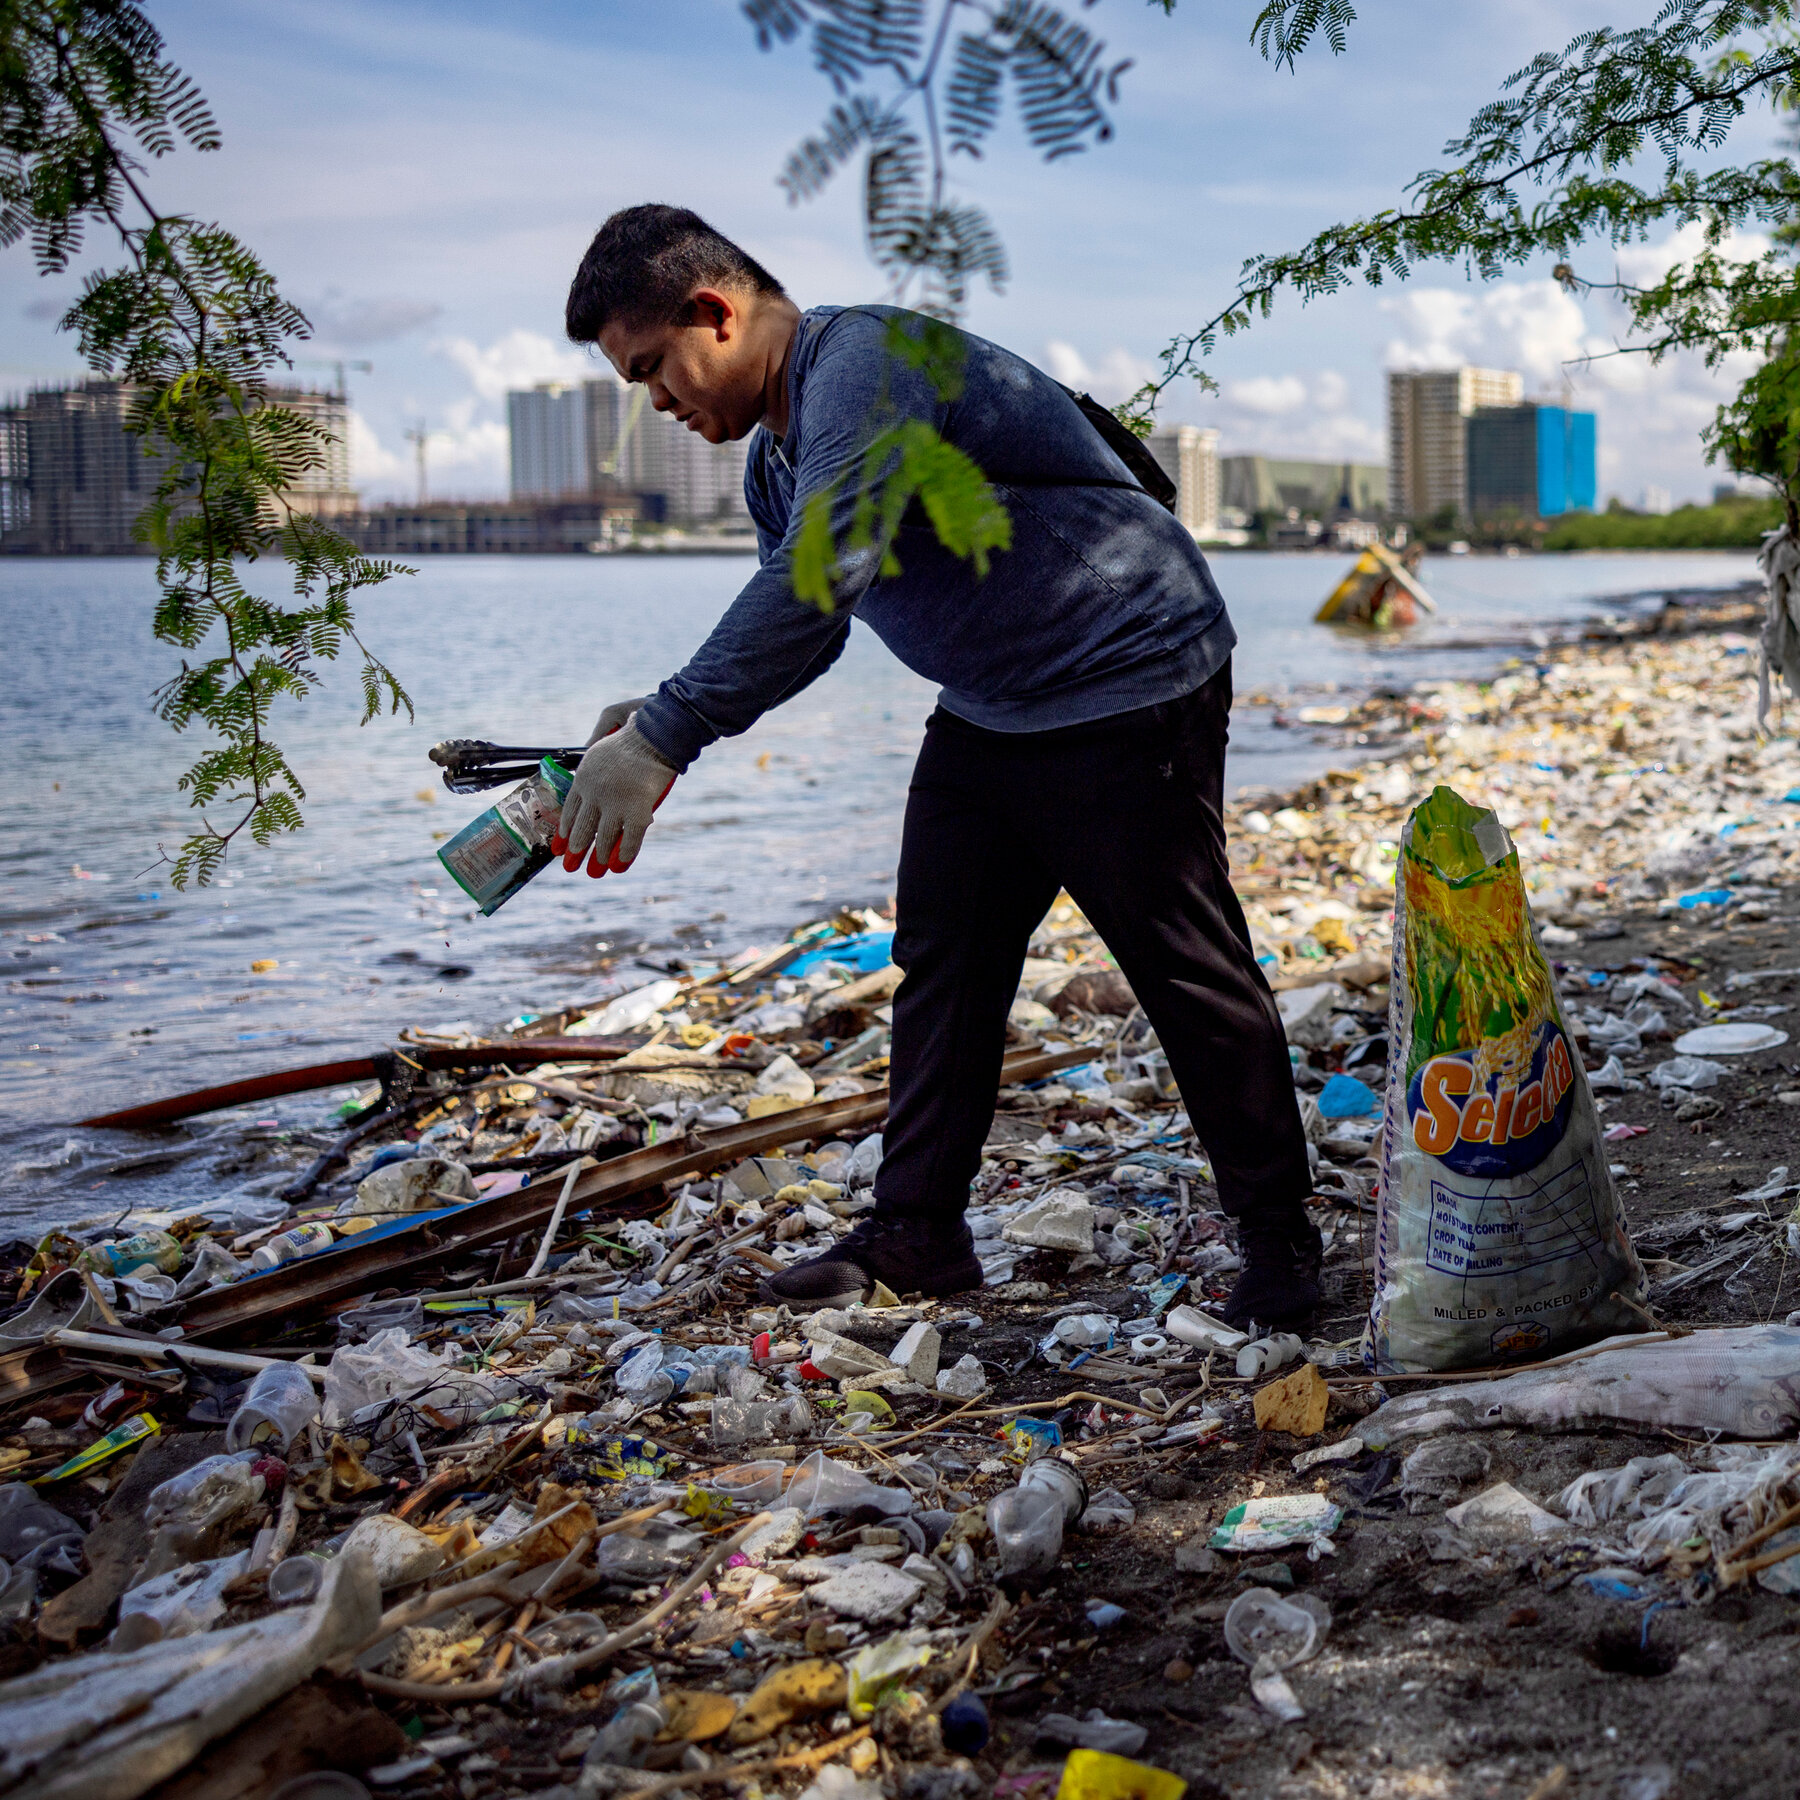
[1223,1586,1331,1668]
[226,1361,321,1456]
[267,1554,326,1606]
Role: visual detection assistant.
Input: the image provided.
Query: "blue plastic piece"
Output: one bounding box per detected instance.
[1140,1272,1188,1315]
[1677,889,1732,909]
[786,930,896,976]
[941,1693,991,1755]
[1317,1072,1380,1119]
[1579,1574,1647,1602]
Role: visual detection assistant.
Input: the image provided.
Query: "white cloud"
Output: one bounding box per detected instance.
[1227,374,1307,415]
[1381,280,1605,389]
[1378,234,1771,504]
[1042,340,1155,404]
[347,410,407,485]
[1043,342,1384,462]
[1201,369,1384,463]
[349,329,605,499]
[436,329,596,404]
[1608,219,1771,290]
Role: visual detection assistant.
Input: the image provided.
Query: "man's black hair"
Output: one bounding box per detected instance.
[566,206,786,343]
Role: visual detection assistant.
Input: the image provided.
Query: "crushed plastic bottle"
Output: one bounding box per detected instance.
[0,1485,83,1571]
[171,1239,245,1298]
[987,1484,1064,1576]
[1018,1454,1088,1525]
[225,1361,320,1456]
[583,1682,668,1772]
[78,1229,182,1278]
[597,1527,700,1580]
[710,1395,813,1448]
[143,1451,266,1537]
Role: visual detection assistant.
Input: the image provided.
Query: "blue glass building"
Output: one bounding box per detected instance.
[1466,402,1597,519]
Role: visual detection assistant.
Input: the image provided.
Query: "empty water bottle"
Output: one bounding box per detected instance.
[226,1361,321,1456]
[1018,1454,1088,1526]
[585,1697,668,1770]
[143,1451,266,1536]
[709,1394,812,1448]
[597,1524,699,1580]
[986,1484,1064,1577]
[249,1222,336,1273]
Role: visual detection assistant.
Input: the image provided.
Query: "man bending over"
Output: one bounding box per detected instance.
[553,203,1320,1332]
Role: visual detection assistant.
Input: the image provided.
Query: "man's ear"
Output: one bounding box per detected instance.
[686,287,738,339]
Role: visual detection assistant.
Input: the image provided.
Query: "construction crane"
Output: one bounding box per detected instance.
[597,386,649,478]
[298,357,373,398]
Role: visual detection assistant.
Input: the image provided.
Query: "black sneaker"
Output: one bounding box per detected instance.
[757,1215,985,1308]
[1221,1208,1324,1335]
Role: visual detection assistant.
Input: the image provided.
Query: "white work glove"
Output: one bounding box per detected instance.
[553,702,678,878]
[590,694,656,739]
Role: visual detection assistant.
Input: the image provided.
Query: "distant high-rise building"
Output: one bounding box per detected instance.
[508,382,589,500]
[0,379,353,554]
[508,376,750,526]
[1146,425,1221,539]
[1387,367,1522,520]
[1466,402,1597,519]
[1220,455,1388,521]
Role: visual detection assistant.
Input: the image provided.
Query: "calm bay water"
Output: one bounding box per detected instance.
[0,546,1758,1225]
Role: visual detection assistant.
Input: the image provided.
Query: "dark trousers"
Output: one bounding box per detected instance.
[871,659,1312,1230]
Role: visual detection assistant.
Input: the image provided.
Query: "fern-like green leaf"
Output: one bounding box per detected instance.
[2,0,413,882]
[791,487,842,610]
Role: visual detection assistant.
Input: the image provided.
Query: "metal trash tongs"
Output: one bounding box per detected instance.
[428,739,589,795]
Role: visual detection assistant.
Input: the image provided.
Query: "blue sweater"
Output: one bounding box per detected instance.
[632,305,1237,772]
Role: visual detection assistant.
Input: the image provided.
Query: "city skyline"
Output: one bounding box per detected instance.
[0,2,1773,511]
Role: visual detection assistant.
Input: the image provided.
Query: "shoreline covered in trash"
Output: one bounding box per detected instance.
[8,618,1800,1799]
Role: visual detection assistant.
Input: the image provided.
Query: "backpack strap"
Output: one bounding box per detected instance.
[986,386,1178,515]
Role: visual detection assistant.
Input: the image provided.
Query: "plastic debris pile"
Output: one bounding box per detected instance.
[5,626,1800,1795]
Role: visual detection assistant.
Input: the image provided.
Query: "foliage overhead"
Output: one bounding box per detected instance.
[744,0,1164,318]
[742,1,1166,609]
[1124,0,1800,465]
[789,313,1013,610]
[1,0,410,886]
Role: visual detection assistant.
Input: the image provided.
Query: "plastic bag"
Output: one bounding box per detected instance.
[785,1450,912,1518]
[323,1327,511,1436]
[1373,786,1645,1370]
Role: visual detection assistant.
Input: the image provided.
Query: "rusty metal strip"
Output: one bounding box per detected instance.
[78,1037,641,1130]
[171,1043,1089,1347]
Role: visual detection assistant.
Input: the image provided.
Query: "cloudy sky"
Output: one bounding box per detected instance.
[0,0,1782,507]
